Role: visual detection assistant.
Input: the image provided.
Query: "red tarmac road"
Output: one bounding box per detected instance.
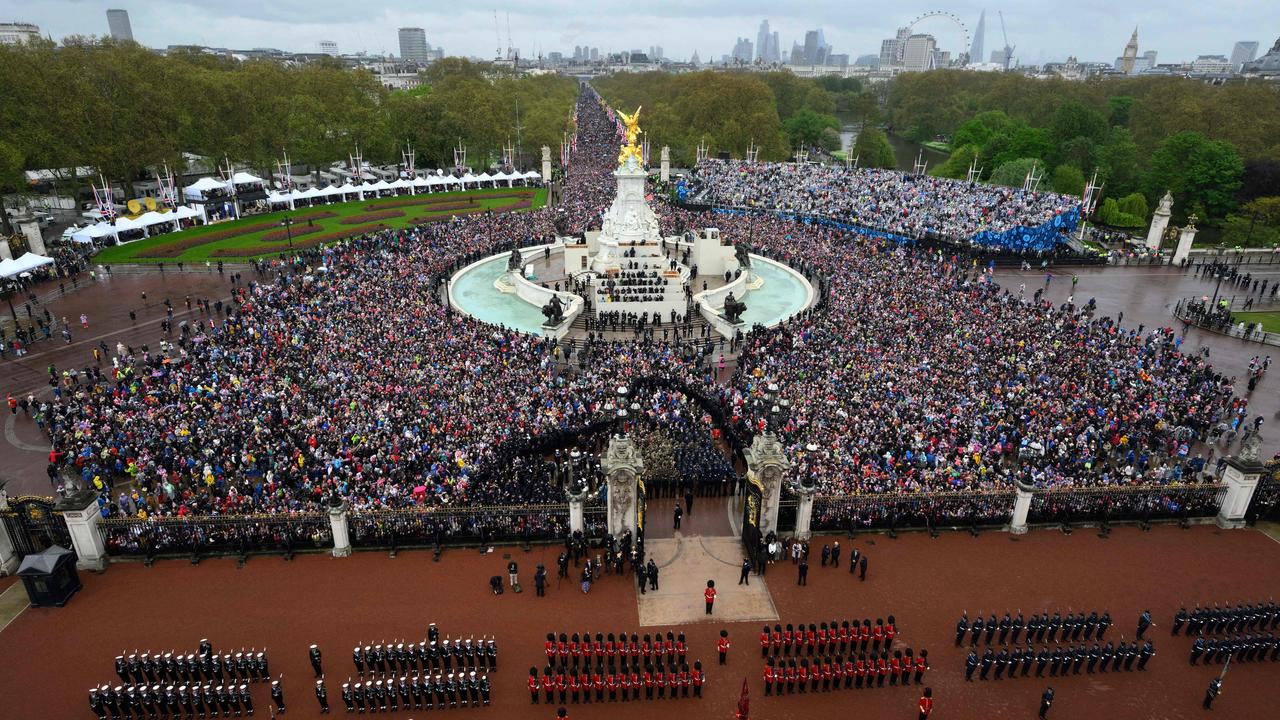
[1,523,1278,720]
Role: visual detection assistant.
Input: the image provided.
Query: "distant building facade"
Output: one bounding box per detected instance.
[106,9,133,42]
[398,27,428,64]
[0,21,40,45]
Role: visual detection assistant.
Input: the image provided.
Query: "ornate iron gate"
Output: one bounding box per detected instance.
[1,496,74,558]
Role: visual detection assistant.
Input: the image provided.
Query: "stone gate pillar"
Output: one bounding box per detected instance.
[328,499,351,557]
[794,485,817,541]
[541,146,552,184]
[1217,446,1266,529]
[1172,217,1198,266]
[602,434,644,537]
[57,492,107,571]
[660,146,671,183]
[746,432,791,538]
[1009,481,1035,535]
[1145,190,1173,251]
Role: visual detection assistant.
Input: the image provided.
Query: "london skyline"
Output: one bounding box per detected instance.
[3,0,1275,65]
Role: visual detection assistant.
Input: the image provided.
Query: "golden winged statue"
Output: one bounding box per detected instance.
[617,106,643,167]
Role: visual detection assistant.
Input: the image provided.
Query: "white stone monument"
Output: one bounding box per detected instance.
[541,145,552,183]
[1172,216,1198,266]
[659,146,671,183]
[1145,190,1173,251]
[592,153,661,274]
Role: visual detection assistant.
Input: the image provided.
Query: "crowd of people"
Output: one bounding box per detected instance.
[18,83,1260,534]
[685,159,1080,245]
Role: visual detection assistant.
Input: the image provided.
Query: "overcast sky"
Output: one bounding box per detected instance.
[4,0,1276,65]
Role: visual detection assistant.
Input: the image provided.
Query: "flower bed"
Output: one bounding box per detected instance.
[411,208,488,225]
[259,224,326,243]
[134,211,337,258]
[208,223,393,258]
[338,209,406,225]
[492,199,534,213]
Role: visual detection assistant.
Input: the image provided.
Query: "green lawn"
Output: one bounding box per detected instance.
[1232,311,1280,333]
[94,186,547,263]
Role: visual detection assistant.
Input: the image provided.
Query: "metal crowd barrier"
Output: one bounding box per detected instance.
[1027,483,1228,525]
[99,513,333,559]
[809,491,1017,533]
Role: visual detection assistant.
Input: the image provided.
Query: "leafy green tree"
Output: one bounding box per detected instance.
[783,109,840,150]
[1096,197,1145,227]
[1049,101,1108,147]
[1107,96,1134,127]
[0,140,25,235]
[1051,164,1086,196]
[1097,127,1142,196]
[850,127,896,169]
[952,111,1011,150]
[989,158,1039,188]
[1117,192,1149,220]
[930,144,980,179]
[1146,131,1244,220]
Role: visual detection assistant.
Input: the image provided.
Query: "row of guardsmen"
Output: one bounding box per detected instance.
[528,662,706,703]
[350,638,496,677]
[114,647,268,686]
[325,671,491,713]
[88,681,284,719]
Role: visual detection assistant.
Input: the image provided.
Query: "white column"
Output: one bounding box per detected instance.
[794,489,816,541]
[541,146,552,182]
[329,501,351,557]
[1216,460,1263,529]
[1172,223,1198,266]
[0,517,19,575]
[1009,482,1034,535]
[568,495,586,535]
[660,146,671,183]
[58,495,107,571]
[19,218,47,255]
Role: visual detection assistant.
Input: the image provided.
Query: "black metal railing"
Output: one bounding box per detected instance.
[348,504,571,548]
[1026,483,1226,525]
[810,491,1018,533]
[99,513,332,559]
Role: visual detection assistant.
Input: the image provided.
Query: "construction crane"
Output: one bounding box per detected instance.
[998,11,1015,70]
[493,10,502,61]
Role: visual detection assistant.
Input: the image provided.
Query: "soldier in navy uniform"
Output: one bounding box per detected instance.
[270,679,285,714]
[89,687,106,720]
[480,673,492,705]
[1097,612,1112,639]
[955,613,969,647]
[998,614,1012,645]
[315,679,330,714]
[341,682,353,713]
[310,646,324,678]
[240,684,253,716]
[969,615,984,647]
[979,648,994,680]
[1035,646,1050,677]
[1020,644,1034,677]
[964,650,977,681]
[1011,613,1025,645]
[1138,641,1154,670]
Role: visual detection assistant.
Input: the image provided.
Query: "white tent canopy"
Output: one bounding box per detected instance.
[231,172,265,185]
[0,253,55,279]
[183,176,231,200]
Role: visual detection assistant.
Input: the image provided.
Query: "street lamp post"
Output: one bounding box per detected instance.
[1211,244,1227,307]
[280,215,295,253]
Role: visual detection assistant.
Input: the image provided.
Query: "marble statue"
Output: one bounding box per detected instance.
[1157,190,1173,215]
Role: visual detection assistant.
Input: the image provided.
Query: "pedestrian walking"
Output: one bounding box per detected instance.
[798,559,808,586]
